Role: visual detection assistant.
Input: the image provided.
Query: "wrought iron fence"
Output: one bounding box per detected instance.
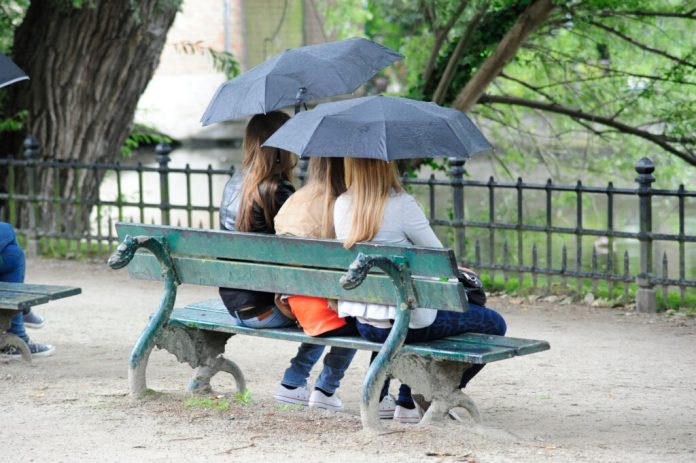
[1,136,694,311]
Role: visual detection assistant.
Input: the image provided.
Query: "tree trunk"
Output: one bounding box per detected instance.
[452,0,555,112]
[1,0,180,232]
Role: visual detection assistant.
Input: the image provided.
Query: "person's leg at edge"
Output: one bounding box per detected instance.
[313,320,358,395]
[1,243,28,342]
[281,342,325,390]
[356,304,506,402]
[1,237,54,357]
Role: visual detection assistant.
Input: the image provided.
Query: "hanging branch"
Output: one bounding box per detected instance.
[452,0,556,111]
[422,0,470,87]
[431,1,488,104]
[478,94,696,165]
[599,9,696,19]
[585,19,696,70]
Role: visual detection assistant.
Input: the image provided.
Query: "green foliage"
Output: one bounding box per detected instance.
[363,0,696,183]
[275,403,305,411]
[0,0,28,52]
[232,388,253,405]
[173,40,240,80]
[120,123,172,157]
[183,396,231,411]
[0,110,27,134]
[317,0,373,39]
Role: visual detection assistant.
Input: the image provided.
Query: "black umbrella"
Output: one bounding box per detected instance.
[0,52,28,89]
[263,95,492,161]
[200,38,402,126]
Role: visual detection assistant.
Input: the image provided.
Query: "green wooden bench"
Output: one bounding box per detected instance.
[0,282,81,362]
[108,223,550,431]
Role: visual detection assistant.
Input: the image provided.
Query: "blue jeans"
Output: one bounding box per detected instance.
[281,343,356,394]
[228,305,296,329]
[0,236,28,342]
[281,322,358,394]
[358,304,507,403]
[230,306,356,394]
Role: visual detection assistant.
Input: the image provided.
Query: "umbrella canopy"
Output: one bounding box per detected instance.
[200,38,402,126]
[0,52,28,89]
[262,95,492,161]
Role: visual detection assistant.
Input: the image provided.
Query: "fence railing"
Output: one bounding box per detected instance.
[1,136,694,312]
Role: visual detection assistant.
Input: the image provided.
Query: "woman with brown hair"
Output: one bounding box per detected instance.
[271,157,358,412]
[218,111,297,328]
[334,158,507,423]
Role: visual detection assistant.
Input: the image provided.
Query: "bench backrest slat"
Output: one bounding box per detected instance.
[128,254,467,312]
[116,223,459,279]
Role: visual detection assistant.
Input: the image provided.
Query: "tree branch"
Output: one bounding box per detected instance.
[599,9,696,20]
[431,0,487,104]
[585,19,696,70]
[525,43,696,87]
[452,0,556,111]
[478,94,696,165]
[422,0,470,86]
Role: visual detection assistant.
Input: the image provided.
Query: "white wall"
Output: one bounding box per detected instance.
[135,0,245,140]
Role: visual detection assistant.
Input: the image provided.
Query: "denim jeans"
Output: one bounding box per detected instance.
[229,306,356,394]
[228,305,296,329]
[0,237,27,342]
[281,322,358,394]
[358,304,507,402]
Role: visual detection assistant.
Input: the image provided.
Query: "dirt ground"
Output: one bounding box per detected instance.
[1,257,695,463]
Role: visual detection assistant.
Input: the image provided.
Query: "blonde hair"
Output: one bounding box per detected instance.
[303,157,346,238]
[237,111,296,232]
[343,158,403,248]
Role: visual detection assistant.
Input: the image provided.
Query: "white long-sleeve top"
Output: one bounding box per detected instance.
[334,191,443,329]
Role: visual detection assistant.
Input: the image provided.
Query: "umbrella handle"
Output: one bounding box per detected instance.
[294,87,306,115]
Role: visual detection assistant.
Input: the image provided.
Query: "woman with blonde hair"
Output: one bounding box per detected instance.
[271,157,358,412]
[218,111,297,328]
[334,157,507,423]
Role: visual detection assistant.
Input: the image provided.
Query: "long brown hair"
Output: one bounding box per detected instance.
[305,157,346,238]
[343,158,403,248]
[237,111,296,232]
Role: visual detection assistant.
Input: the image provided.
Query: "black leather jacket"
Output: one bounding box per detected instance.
[218,172,295,314]
[219,171,295,234]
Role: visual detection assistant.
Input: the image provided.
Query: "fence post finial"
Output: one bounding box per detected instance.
[635,157,656,313]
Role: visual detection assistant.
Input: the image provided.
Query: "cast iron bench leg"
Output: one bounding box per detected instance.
[0,332,31,363]
[188,354,246,395]
[390,354,481,425]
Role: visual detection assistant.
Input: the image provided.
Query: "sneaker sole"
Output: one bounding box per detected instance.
[379,409,395,419]
[24,323,44,330]
[274,395,309,406]
[32,348,56,358]
[394,416,421,424]
[308,400,343,412]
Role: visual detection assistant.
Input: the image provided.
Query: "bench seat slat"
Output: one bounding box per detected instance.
[116,223,459,279]
[129,254,468,312]
[0,291,50,310]
[168,301,549,364]
[0,282,82,300]
[445,333,551,356]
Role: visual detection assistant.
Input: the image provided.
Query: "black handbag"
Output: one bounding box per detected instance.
[457,268,487,306]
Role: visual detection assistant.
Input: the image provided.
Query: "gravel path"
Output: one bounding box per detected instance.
[2,257,694,462]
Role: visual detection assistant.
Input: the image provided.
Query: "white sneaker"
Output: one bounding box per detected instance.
[379,394,396,419]
[308,389,343,412]
[394,403,423,424]
[274,384,310,406]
